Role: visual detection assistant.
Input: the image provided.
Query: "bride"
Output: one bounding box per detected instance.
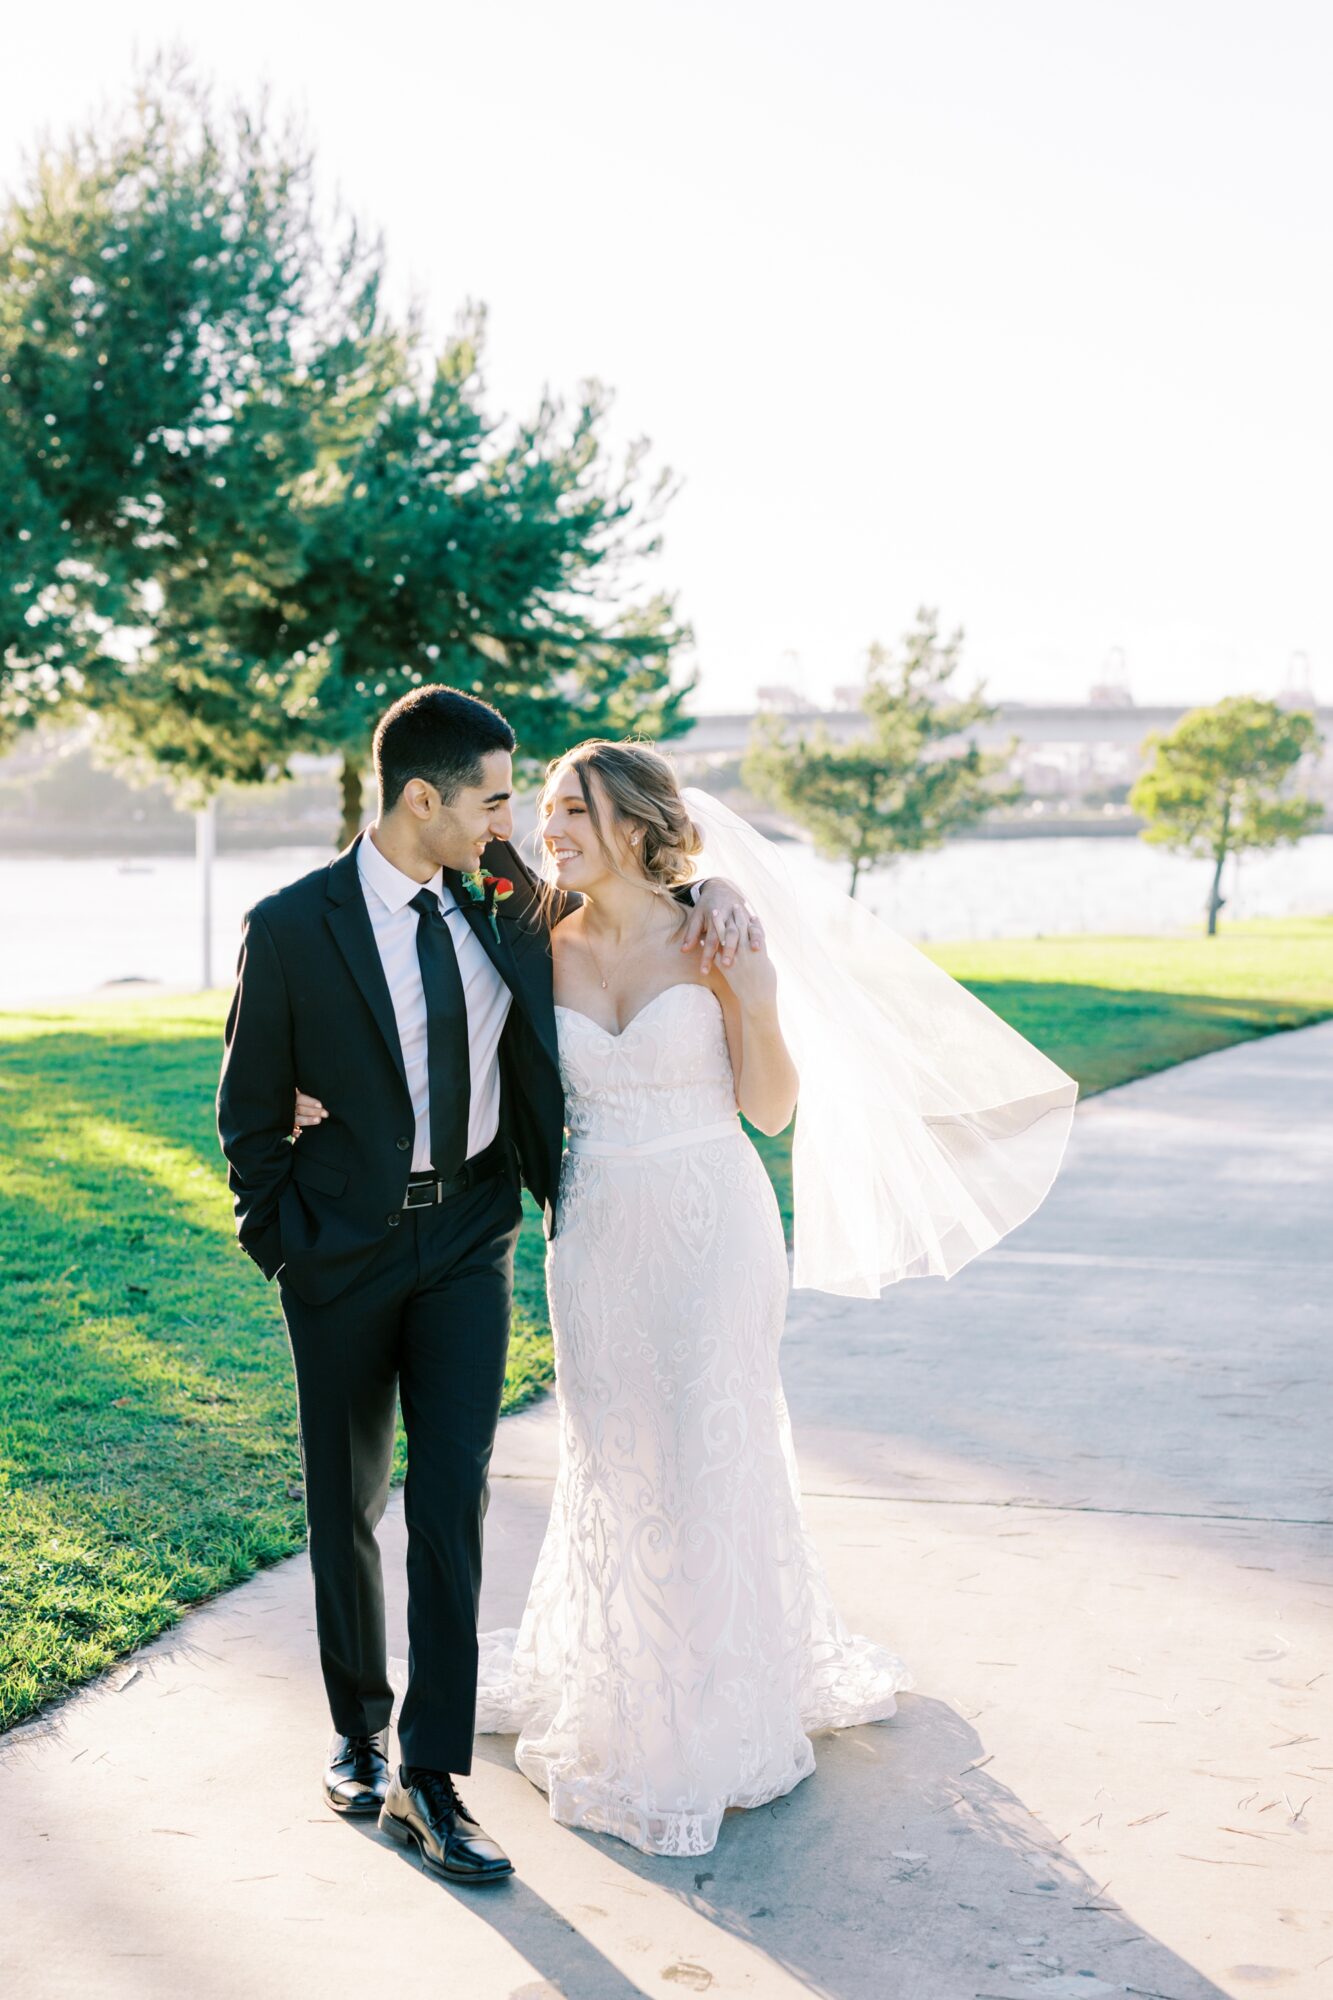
[471,739,1075,1857]
[473,740,909,1856]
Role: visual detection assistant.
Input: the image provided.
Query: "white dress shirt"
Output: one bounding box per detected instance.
[357,833,512,1172]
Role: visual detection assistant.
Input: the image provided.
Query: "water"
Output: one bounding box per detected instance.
[2,833,1330,1009]
[840,831,1333,941]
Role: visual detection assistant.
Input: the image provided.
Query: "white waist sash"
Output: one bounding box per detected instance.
[565,1116,741,1161]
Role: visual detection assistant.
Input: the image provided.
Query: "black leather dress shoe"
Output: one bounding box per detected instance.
[379,1768,513,1883]
[323,1729,391,1816]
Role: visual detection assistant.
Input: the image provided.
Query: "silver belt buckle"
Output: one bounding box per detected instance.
[403,1179,441,1211]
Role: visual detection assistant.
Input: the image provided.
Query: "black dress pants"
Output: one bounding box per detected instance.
[279,1169,523,1774]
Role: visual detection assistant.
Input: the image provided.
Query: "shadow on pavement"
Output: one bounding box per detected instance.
[469,1698,1226,2000]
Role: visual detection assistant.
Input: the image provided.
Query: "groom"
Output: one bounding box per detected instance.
[217,684,752,1883]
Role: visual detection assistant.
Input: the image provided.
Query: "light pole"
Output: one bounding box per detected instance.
[195,795,217,989]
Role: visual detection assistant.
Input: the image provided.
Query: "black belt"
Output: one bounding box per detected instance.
[400,1133,509,1210]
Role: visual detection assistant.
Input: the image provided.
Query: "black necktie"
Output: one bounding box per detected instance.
[410,888,471,1178]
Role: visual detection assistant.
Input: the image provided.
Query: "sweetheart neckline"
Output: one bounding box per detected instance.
[554,983,720,1042]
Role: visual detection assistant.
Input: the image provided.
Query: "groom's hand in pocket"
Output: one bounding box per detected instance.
[293,1089,329,1134]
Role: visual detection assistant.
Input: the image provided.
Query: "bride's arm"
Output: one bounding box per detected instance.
[708,942,798,1137]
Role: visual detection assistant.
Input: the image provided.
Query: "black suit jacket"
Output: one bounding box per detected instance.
[216,833,566,1306]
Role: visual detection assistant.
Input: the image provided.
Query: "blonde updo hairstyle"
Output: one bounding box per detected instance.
[537,738,703,918]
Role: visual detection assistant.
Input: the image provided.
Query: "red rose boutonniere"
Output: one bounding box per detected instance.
[461,869,514,942]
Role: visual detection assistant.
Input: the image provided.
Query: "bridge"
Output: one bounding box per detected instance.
[673,701,1333,804]
[676,700,1333,753]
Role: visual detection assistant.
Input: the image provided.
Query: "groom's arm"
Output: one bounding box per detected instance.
[680,879,764,973]
[216,907,297,1282]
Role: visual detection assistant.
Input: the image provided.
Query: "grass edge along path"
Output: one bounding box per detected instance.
[2,915,1330,1730]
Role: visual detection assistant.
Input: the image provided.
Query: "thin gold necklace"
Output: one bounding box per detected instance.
[581,909,657,991]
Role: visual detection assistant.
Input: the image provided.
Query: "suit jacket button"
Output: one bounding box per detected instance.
[396,1136,410,1151]
[387,1214,400,1228]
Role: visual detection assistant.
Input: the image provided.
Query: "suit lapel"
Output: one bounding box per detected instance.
[445,867,511,982]
[325,838,410,1092]
[509,907,559,1073]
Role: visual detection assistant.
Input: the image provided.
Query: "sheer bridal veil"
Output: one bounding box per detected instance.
[683,788,1078,1299]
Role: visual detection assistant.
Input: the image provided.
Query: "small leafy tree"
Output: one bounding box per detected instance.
[1130,695,1325,935]
[743,608,1018,897]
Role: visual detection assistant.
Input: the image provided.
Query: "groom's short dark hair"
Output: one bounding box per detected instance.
[374,685,516,812]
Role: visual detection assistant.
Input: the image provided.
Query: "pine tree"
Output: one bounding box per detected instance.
[2,70,692,829]
[0,66,357,748]
[744,609,1017,897]
[217,309,692,844]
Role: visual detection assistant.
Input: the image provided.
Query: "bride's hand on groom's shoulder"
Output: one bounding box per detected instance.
[683,878,764,975]
[293,1088,329,1134]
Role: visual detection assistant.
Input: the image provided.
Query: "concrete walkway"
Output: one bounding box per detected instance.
[3,1025,1331,2000]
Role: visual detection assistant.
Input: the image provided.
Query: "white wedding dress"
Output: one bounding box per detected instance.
[475,980,910,1857]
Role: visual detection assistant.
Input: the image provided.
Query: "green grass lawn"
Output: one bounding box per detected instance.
[2,914,1330,1729]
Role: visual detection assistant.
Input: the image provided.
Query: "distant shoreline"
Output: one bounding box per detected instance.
[0,816,1166,860]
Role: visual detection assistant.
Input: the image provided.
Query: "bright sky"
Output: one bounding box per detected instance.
[4,1,1330,713]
